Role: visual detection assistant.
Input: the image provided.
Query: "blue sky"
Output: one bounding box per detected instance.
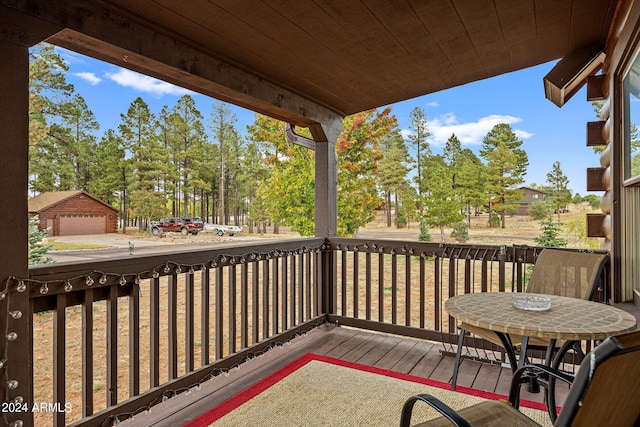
[59,47,600,196]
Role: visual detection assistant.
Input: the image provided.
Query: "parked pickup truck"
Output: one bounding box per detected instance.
[203,223,243,236]
[151,217,203,236]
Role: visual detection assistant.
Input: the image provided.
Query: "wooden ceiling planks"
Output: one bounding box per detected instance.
[534,1,574,60]
[48,0,617,116]
[495,0,539,71]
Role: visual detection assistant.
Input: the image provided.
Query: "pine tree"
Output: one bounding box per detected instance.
[169,95,207,217]
[89,129,127,206]
[209,102,242,224]
[407,107,431,199]
[456,148,486,221]
[119,98,167,230]
[420,155,464,242]
[48,94,99,190]
[480,123,529,228]
[534,219,568,248]
[546,161,572,221]
[379,126,412,227]
[28,43,75,194]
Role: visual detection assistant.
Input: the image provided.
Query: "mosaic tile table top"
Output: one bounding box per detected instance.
[445,293,637,341]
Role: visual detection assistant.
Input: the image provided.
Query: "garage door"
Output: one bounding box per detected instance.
[59,215,106,236]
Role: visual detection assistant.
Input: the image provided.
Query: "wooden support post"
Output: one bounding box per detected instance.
[310,118,341,320]
[310,119,342,238]
[0,38,32,427]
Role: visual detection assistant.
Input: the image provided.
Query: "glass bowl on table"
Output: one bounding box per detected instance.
[512,294,551,311]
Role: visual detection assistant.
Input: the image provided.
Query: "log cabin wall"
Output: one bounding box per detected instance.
[597,0,640,303]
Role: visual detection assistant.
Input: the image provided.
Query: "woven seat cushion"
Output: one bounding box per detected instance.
[413,400,542,427]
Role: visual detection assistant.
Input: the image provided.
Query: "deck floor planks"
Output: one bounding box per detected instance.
[353,334,403,366]
[453,359,484,388]
[376,337,421,371]
[137,326,560,426]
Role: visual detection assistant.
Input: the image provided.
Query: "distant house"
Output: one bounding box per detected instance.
[510,187,547,215]
[28,190,119,236]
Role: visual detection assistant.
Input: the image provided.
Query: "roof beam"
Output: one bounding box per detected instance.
[2,1,342,128]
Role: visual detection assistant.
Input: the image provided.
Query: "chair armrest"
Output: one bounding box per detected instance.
[508,363,575,408]
[400,394,472,427]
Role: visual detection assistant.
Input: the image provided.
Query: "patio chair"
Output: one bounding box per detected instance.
[401,329,640,427]
[451,249,608,389]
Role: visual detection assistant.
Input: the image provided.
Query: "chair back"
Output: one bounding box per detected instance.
[555,330,640,427]
[525,249,607,300]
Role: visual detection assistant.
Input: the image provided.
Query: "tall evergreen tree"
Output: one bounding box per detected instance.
[546,161,572,221]
[480,123,529,228]
[407,107,431,199]
[89,129,127,206]
[119,97,167,230]
[156,105,179,216]
[420,154,464,241]
[169,95,207,217]
[209,102,242,224]
[456,148,486,221]
[237,139,269,230]
[378,125,412,227]
[49,93,99,190]
[28,43,75,194]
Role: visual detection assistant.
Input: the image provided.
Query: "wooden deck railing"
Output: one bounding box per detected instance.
[6,238,608,426]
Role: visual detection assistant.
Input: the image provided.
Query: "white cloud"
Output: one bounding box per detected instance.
[418,113,533,146]
[73,72,101,85]
[514,129,535,139]
[400,129,414,139]
[426,101,439,107]
[105,68,191,96]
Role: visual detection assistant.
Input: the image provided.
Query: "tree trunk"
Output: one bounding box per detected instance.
[122,189,127,234]
[386,191,391,227]
[219,154,226,224]
[394,192,399,228]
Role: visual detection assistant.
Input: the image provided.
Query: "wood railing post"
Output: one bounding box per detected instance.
[498,245,507,292]
[321,242,336,316]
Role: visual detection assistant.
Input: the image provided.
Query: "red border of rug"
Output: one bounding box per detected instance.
[184,353,549,426]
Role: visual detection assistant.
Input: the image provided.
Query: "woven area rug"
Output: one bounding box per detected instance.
[185,353,552,426]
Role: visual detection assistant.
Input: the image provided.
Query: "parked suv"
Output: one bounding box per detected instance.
[151,217,203,236]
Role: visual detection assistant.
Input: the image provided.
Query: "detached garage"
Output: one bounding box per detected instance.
[28,190,119,236]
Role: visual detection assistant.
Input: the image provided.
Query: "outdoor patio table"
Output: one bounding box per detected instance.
[445,292,637,420]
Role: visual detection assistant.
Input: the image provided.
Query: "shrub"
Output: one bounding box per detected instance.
[394,210,407,229]
[450,221,469,243]
[529,202,552,221]
[534,219,568,248]
[488,212,500,228]
[418,221,432,242]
